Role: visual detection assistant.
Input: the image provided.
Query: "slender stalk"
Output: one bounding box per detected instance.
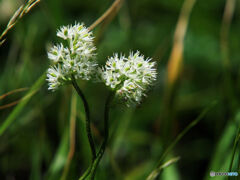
[0,0,41,46]
[147,101,217,180]
[229,126,240,175]
[88,0,124,31]
[79,166,92,180]
[167,0,196,86]
[88,92,114,179]
[146,157,180,180]
[238,147,240,172]
[162,0,196,147]
[220,0,237,113]
[71,75,96,161]
[0,87,28,100]
[0,99,24,110]
[77,1,124,179]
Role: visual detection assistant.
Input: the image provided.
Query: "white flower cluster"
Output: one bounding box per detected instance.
[46,22,158,106]
[100,51,157,106]
[47,23,97,91]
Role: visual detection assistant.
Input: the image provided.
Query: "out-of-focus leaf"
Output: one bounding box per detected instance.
[204,111,240,180]
[45,129,69,180]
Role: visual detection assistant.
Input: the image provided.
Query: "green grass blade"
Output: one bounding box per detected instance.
[204,111,240,180]
[45,129,69,180]
[161,161,180,180]
[229,126,240,172]
[0,73,45,136]
[147,157,180,180]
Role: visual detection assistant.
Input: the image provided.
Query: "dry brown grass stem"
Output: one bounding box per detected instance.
[167,0,196,87]
[0,87,28,100]
[0,100,21,110]
[0,0,40,46]
[88,0,124,31]
[220,0,236,68]
[0,88,28,110]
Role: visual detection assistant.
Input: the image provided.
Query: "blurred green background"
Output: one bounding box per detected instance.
[1,0,240,179]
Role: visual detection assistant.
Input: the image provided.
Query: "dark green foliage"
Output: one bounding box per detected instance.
[0,0,240,179]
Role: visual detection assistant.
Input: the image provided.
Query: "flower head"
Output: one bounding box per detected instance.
[47,65,68,90]
[46,23,97,91]
[100,51,157,106]
[47,43,65,63]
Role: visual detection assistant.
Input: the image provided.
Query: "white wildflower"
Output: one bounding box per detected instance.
[46,22,97,91]
[46,65,67,91]
[101,51,157,106]
[56,26,70,40]
[47,43,65,63]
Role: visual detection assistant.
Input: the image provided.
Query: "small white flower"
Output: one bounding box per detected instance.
[47,22,97,91]
[46,65,67,91]
[47,43,65,63]
[57,26,70,40]
[100,51,157,106]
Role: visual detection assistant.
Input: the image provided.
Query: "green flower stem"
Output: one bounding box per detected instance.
[71,75,96,161]
[88,92,114,179]
[79,166,91,180]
